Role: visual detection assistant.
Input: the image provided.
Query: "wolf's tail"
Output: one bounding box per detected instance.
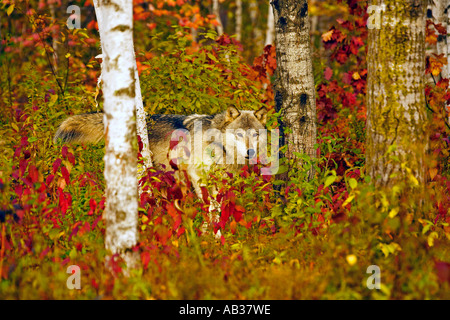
[54,112,104,144]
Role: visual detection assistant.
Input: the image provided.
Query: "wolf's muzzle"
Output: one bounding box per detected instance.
[246,149,256,159]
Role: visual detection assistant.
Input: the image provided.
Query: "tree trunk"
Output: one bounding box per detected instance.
[430,0,449,79]
[249,0,263,50]
[93,0,140,271]
[212,0,224,36]
[271,0,317,179]
[265,0,275,46]
[235,0,242,42]
[135,65,153,172]
[366,0,428,188]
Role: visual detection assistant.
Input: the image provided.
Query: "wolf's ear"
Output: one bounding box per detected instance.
[254,106,268,125]
[226,106,241,122]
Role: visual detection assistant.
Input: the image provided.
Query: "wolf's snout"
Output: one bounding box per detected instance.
[246,149,256,159]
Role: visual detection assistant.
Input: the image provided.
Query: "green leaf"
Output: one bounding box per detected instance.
[349,178,357,189]
[48,94,58,107]
[324,175,336,188]
[276,165,289,175]
[207,52,218,62]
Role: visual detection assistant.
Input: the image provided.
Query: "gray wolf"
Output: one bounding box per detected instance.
[54,106,268,199]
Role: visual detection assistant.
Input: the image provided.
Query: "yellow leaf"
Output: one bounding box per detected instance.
[408,173,419,186]
[48,94,58,107]
[342,194,355,207]
[7,4,14,16]
[352,72,361,80]
[346,254,357,266]
[388,208,399,219]
[65,53,71,58]
[427,232,438,247]
[321,30,334,42]
[11,123,19,132]
[429,168,438,180]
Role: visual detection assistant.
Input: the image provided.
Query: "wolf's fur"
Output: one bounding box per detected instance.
[54,106,268,198]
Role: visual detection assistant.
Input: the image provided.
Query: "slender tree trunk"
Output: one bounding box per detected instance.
[235,0,242,42]
[93,0,140,271]
[191,15,198,42]
[250,0,263,50]
[212,0,224,36]
[430,0,449,79]
[448,0,450,73]
[265,0,275,46]
[135,65,153,172]
[272,0,317,179]
[366,0,428,188]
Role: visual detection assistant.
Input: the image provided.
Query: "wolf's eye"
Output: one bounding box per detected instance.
[236,133,244,138]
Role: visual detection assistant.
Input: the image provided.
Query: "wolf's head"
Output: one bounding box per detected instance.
[222,106,268,162]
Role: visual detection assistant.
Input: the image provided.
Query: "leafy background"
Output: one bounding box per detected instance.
[0,0,449,299]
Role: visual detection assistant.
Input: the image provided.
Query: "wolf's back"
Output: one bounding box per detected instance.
[54,113,104,144]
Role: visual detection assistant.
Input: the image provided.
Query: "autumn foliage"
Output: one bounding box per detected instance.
[0,0,449,299]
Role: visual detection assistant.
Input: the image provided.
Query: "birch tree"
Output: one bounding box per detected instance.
[93,0,141,270]
[212,0,224,36]
[430,0,449,79]
[265,0,275,46]
[271,0,317,179]
[249,0,263,49]
[235,0,242,42]
[366,0,428,188]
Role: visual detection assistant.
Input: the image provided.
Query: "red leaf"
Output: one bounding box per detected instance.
[28,165,39,183]
[324,67,333,81]
[46,174,55,185]
[435,261,450,284]
[141,251,151,269]
[61,146,68,158]
[67,153,75,165]
[61,166,70,185]
[53,158,62,174]
[88,198,97,216]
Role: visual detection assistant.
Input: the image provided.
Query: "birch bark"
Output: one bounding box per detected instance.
[212,0,224,36]
[430,0,449,79]
[93,0,140,269]
[265,0,275,46]
[235,0,242,42]
[366,0,428,188]
[272,0,317,179]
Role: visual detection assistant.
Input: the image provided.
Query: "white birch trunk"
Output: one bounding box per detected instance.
[95,0,152,175]
[212,0,224,36]
[431,0,449,79]
[265,0,275,46]
[93,0,140,270]
[272,0,317,180]
[135,65,153,172]
[191,15,198,42]
[236,0,242,42]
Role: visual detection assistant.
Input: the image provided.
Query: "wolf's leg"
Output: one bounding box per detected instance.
[207,185,221,239]
[188,161,222,238]
[191,174,221,239]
